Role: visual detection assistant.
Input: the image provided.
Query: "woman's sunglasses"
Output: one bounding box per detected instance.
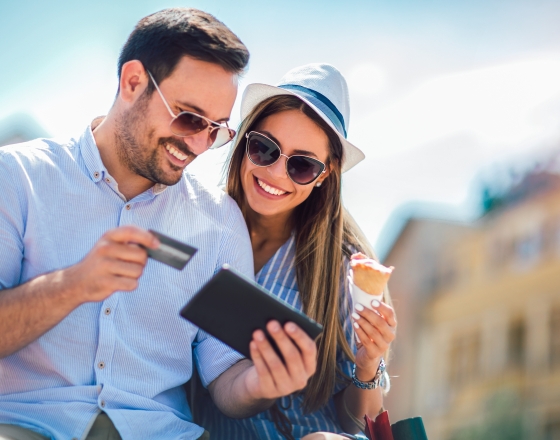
[245,131,327,185]
[148,70,236,149]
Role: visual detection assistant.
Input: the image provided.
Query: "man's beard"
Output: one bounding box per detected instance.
[113,91,195,186]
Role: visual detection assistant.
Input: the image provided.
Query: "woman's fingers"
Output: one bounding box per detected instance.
[353,321,384,359]
[352,301,396,367]
[372,300,397,328]
[353,317,390,354]
[354,303,396,343]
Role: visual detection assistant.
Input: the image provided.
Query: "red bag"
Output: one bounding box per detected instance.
[364,411,394,440]
[363,411,428,440]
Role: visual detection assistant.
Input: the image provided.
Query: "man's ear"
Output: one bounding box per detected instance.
[119,60,148,103]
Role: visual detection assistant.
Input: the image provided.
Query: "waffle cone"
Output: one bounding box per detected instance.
[350,253,394,296]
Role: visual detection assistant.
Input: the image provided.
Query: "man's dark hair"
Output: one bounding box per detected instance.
[117,8,249,94]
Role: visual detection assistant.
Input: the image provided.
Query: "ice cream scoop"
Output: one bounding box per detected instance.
[349,253,394,309]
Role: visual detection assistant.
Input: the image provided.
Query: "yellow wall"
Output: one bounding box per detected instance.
[383,176,560,440]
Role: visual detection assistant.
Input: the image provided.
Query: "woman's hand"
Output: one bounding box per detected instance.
[351,300,396,380]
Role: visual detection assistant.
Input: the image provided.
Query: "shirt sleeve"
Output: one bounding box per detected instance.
[0,151,26,289]
[194,197,254,387]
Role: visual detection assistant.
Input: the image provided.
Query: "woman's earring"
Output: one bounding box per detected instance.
[315,181,322,187]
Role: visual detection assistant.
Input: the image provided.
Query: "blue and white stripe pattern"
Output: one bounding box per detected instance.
[199,234,357,439]
[0,126,253,440]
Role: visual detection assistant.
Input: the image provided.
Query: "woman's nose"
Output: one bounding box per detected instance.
[267,155,289,179]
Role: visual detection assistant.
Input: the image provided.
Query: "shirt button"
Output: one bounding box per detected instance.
[125,204,131,210]
[105,177,111,183]
[100,401,106,408]
[93,172,100,179]
[98,361,105,369]
[104,308,111,315]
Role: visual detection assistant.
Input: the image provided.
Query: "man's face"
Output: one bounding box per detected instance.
[115,56,238,186]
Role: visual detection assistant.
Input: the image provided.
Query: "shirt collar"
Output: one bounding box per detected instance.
[80,125,106,183]
[79,124,169,195]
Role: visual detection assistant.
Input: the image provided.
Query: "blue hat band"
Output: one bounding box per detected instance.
[278,84,347,138]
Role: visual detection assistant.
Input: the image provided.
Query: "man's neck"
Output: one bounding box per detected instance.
[92,114,155,201]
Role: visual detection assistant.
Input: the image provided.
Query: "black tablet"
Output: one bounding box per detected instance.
[180,264,323,360]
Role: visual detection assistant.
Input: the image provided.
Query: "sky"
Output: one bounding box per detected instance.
[1,0,560,255]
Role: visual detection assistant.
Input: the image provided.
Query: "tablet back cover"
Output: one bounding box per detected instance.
[180,265,323,359]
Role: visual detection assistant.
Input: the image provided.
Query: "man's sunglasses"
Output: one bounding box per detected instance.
[245,131,327,185]
[148,70,235,149]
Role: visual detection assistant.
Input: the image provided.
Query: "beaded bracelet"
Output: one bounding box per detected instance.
[351,358,386,390]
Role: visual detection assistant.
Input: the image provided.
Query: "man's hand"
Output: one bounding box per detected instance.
[0,225,159,358]
[244,320,317,400]
[65,226,159,304]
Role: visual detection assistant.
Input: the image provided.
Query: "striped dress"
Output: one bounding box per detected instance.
[198,234,359,439]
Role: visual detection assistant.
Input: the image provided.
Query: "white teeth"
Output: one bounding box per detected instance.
[257,178,286,196]
[165,144,188,161]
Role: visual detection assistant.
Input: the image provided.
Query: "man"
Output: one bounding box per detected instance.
[0,8,317,440]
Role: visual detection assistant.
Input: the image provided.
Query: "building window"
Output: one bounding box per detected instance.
[449,332,481,386]
[434,261,457,292]
[508,319,526,369]
[514,232,541,268]
[487,238,509,270]
[541,219,559,256]
[551,307,560,369]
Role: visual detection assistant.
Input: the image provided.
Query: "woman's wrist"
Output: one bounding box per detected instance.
[352,358,386,390]
[354,357,382,382]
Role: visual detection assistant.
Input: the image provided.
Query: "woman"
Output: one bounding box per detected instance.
[199,64,397,440]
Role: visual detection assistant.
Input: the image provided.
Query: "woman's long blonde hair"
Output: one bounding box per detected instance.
[226,95,393,415]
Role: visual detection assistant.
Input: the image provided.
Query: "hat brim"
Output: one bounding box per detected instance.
[241,83,365,173]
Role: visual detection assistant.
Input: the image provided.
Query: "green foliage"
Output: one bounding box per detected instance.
[448,391,528,440]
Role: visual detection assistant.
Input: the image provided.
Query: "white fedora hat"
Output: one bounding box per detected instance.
[241,63,365,173]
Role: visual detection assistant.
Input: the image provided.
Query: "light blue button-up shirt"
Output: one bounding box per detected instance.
[0,126,253,440]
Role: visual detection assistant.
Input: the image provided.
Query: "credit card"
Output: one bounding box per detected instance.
[144,230,197,270]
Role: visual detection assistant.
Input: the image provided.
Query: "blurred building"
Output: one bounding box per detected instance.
[0,113,47,146]
[382,169,560,440]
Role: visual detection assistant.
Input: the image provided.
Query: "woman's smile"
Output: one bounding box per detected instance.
[254,176,290,197]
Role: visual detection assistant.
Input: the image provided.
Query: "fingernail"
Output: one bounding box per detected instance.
[355,303,365,312]
[285,323,296,333]
[254,331,265,341]
[353,322,360,329]
[352,312,360,320]
[372,300,380,308]
[269,321,280,332]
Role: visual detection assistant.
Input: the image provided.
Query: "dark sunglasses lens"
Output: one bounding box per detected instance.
[287,156,324,184]
[171,112,208,136]
[247,136,280,166]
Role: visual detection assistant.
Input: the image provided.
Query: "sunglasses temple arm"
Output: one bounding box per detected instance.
[147,70,177,119]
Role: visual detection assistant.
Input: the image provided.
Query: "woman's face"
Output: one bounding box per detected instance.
[241,109,331,219]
